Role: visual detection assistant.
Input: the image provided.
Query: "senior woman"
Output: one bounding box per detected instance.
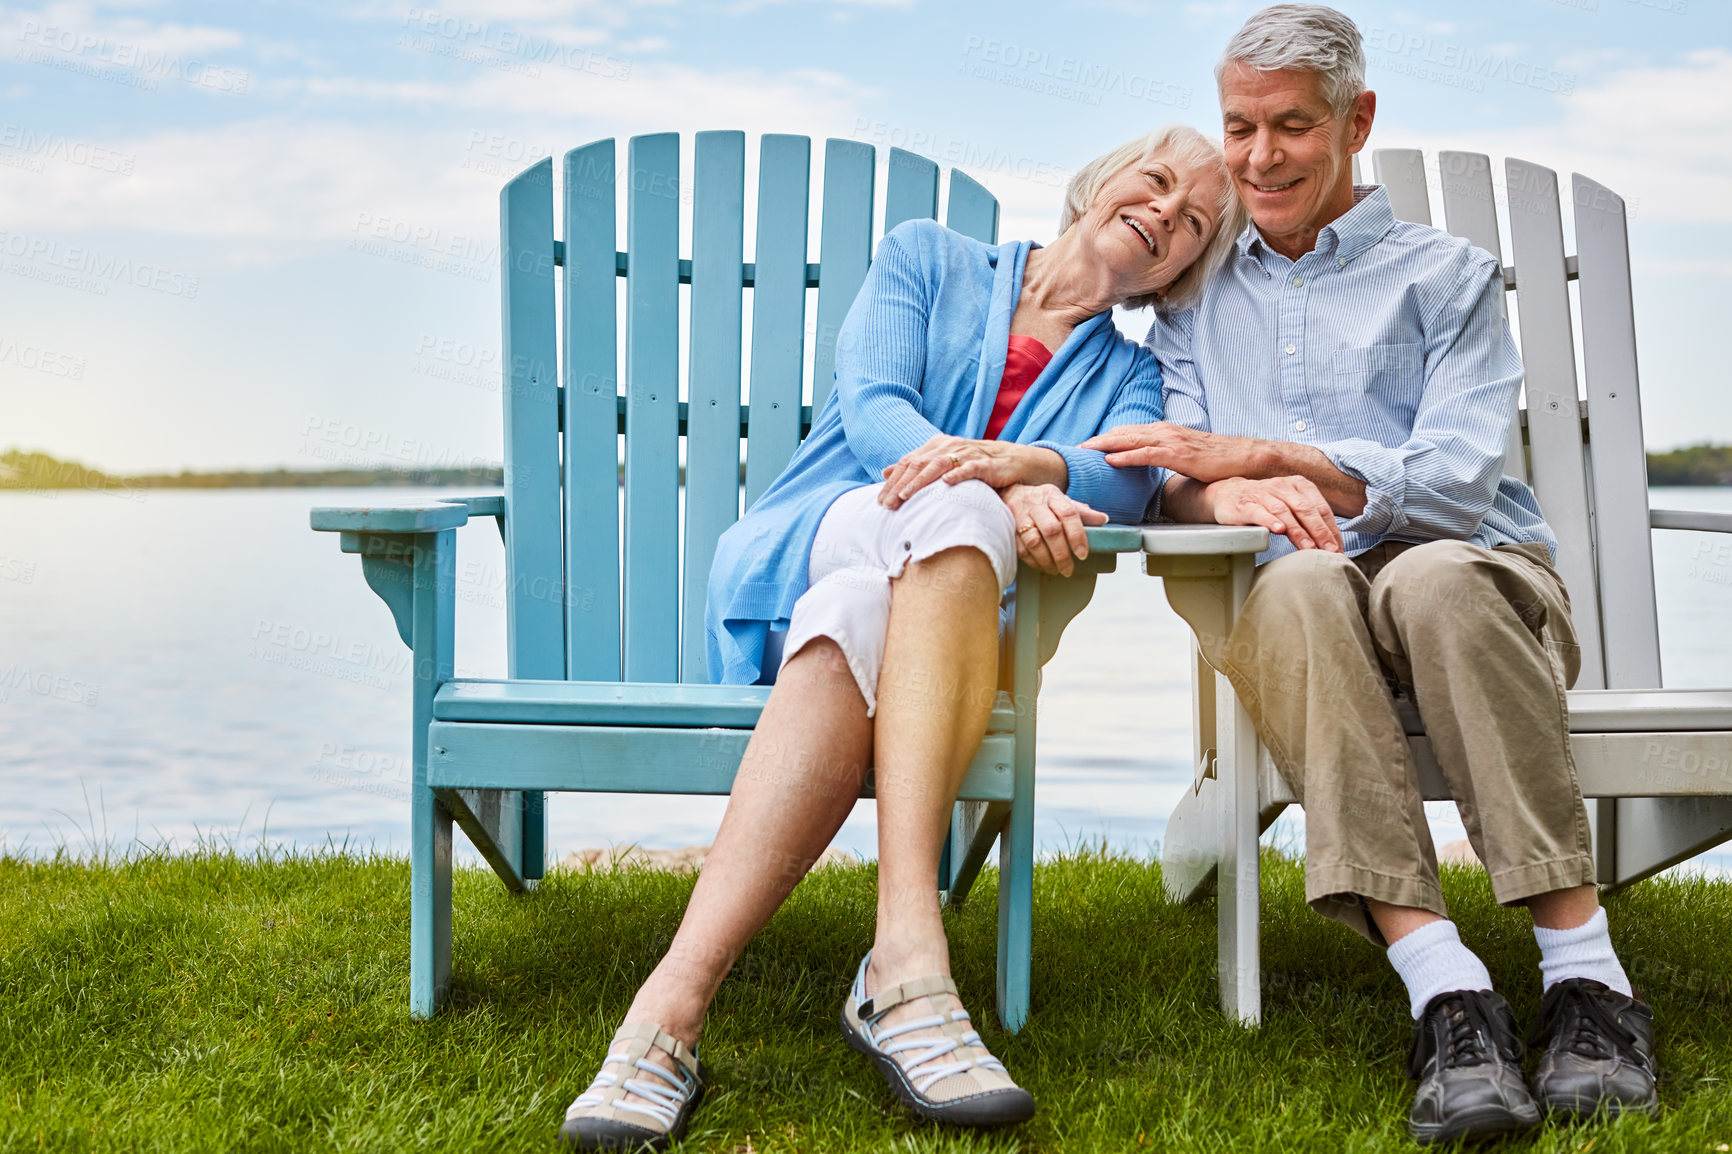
[559,125,1244,1149]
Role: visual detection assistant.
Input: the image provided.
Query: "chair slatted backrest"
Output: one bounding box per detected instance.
[1504,158,1605,689]
[1372,147,1432,226]
[1436,150,1527,483]
[680,131,749,681]
[743,136,814,511]
[1375,148,1663,692]
[500,134,1000,688]
[622,133,684,682]
[1572,174,1660,688]
[564,141,623,681]
[500,158,565,681]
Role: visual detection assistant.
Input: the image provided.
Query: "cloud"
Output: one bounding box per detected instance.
[0,59,870,253]
[1375,48,1732,227]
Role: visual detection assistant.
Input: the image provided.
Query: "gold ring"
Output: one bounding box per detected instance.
[1020,523,1038,535]
[948,454,961,468]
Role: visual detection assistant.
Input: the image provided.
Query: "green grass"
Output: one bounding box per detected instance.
[3,849,1731,1152]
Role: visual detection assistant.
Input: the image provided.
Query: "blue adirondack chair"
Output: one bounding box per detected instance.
[310,132,1135,1031]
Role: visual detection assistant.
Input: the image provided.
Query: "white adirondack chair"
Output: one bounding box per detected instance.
[1158,148,1732,1024]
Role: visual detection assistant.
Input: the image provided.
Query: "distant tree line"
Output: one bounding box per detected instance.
[1646,443,1732,486]
[4,445,1728,492]
[0,449,503,491]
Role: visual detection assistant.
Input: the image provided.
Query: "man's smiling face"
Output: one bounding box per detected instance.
[1218,61,1374,259]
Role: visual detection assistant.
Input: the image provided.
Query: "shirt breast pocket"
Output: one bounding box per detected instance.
[1330,342,1424,427]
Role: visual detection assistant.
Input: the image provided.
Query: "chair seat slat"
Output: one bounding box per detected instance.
[434,679,1021,731]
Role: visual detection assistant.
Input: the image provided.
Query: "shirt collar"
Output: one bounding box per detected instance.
[1236,184,1395,269]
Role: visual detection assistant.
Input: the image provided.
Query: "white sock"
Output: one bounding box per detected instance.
[1386,919,1495,1020]
[1533,907,1632,996]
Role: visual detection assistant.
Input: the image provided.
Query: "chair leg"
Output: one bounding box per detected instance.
[410,785,454,1019]
[995,792,1034,1033]
[1215,558,1262,1026]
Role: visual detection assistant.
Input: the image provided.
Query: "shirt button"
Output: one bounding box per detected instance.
[1291,275,1304,287]
[1295,419,1307,433]
[1337,257,1347,267]
[1284,343,1297,356]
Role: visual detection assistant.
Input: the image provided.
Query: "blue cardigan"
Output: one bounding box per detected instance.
[705,218,1165,685]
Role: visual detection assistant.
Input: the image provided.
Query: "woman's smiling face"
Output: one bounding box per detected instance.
[1080,149,1227,303]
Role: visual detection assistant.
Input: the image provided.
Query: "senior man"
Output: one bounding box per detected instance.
[1085,4,1656,1144]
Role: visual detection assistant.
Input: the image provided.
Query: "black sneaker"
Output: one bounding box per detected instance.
[1406,990,1541,1145]
[1529,978,1658,1120]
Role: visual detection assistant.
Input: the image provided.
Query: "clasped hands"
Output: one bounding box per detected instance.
[877,422,1343,578]
[878,435,1103,577]
[1080,422,1344,553]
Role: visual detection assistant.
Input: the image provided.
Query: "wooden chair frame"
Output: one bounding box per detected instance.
[1157,148,1732,1023]
[312,132,1128,1031]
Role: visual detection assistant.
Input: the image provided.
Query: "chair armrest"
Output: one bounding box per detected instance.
[438,493,504,517]
[310,502,469,534]
[1652,507,1732,534]
[1083,524,1148,552]
[1083,524,1271,555]
[1140,523,1269,555]
[310,502,469,648]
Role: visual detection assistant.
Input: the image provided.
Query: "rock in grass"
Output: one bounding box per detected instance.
[556,844,860,873]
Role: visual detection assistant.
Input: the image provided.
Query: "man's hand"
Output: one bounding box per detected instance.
[1080,422,1267,483]
[1000,483,1107,577]
[1182,475,1344,553]
[1086,421,1369,518]
[879,435,1066,510]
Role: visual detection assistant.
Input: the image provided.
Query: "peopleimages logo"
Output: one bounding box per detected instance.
[1362,27,1576,95]
[0,124,135,174]
[0,229,200,298]
[14,19,251,93]
[959,36,1192,109]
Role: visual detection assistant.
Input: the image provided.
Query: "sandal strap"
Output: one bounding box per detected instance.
[610,1020,701,1084]
[858,974,958,1021]
[566,1021,702,1130]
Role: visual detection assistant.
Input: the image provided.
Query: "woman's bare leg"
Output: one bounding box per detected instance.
[602,546,998,1075]
[866,545,1001,1003]
[618,636,871,1047]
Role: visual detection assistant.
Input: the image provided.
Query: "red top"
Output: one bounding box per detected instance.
[984,334,1053,440]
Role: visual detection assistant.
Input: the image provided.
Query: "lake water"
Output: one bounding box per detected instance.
[3,486,1729,875]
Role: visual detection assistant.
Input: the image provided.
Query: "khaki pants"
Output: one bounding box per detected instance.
[1219,539,1596,942]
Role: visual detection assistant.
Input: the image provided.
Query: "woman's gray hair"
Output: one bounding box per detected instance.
[1056,124,1246,314]
[1216,4,1366,117]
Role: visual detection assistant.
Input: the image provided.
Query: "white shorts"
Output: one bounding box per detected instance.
[775,479,1018,716]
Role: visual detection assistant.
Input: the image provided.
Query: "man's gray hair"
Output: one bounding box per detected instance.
[1216,4,1366,117]
[1056,124,1246,314]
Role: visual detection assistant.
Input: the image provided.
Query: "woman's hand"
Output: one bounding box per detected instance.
[1000,483,1107,577]
[879,436,1067,510]
[1199,475,1343,552]
[1080,422,1268,484]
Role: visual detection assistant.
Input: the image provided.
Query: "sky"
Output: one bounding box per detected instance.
[0,0,1727,474]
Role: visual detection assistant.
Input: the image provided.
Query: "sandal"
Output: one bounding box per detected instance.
[839,952,1035,1127]
[557,1021,705,1151]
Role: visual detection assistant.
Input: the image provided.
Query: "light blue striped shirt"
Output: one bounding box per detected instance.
[1146,185,1557,566]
